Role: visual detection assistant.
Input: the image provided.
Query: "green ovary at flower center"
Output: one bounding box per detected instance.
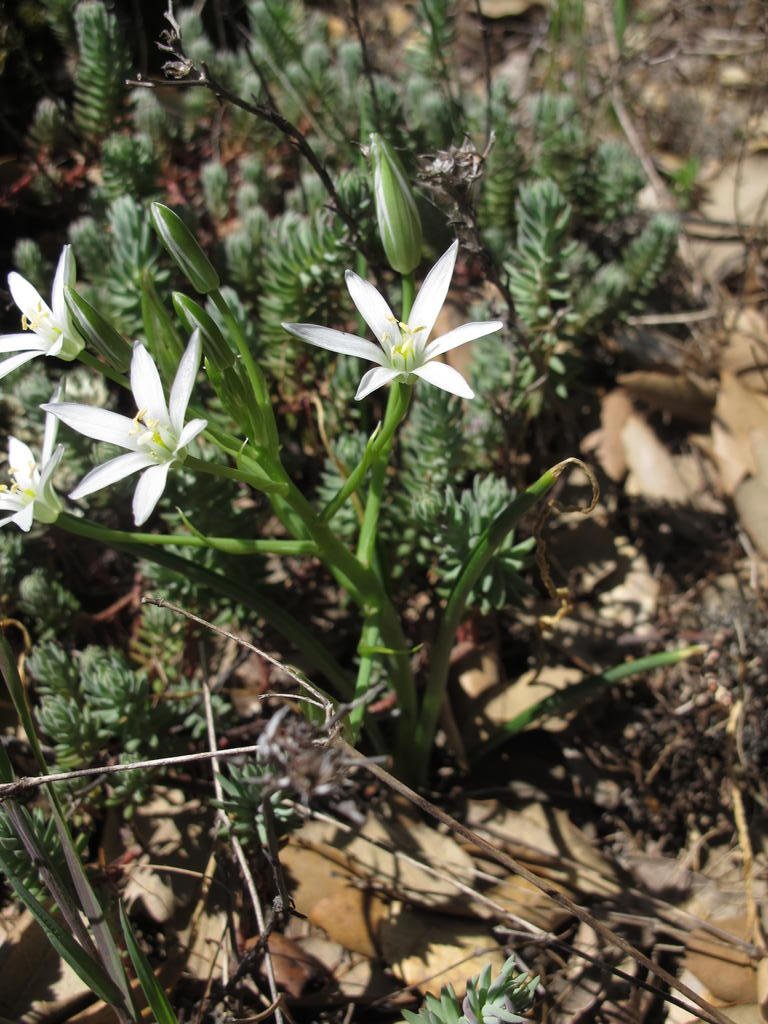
[131,410,175,460]
[388,321,423,372]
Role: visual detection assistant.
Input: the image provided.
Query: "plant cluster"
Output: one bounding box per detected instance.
[0,0,688,831]
[403,957,539,1024]
[0,2,693,1018]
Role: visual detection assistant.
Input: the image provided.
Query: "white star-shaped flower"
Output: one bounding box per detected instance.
[0,246,83,380]
[43,331,207,526]
[0,391,65,532]
[282,241,503,400]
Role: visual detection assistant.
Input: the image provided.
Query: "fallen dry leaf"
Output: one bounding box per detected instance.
[309,883,388,958]
[734,431,768,555]
[456,657,584,747]
[0,910,91,1022]
[720,308,768,390]
[622,414,694,504]
[712,371,768,493]
[581,389,634,481]
[478,0,543,15]
[464,800,619,899]
[689,155,768,282]
[684,916,757,1006]
[283,814,476,915]
[380,902,505,995]
[297,935,396,1002]
[617,371,716,424]
[254,932,328,999]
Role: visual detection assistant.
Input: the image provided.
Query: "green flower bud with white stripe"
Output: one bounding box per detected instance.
[150,203,220,295]
[369,133,423,275]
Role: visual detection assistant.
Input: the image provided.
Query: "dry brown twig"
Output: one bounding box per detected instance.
[199,642,284,1024]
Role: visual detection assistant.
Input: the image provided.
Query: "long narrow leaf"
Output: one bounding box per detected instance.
[0,632,47,769]
[412,459,581,779]
[119,903,179,1024]
[0,648,98,951]
[0,632,134,1013]
[0,847,126,1009]
[475,645,706,760]
[3,800,97,953]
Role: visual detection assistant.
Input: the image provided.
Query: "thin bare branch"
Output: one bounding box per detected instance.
[0,744,263,801]
[143,596,334,716]
[349,0,382,132]
[201,650,284,1024]
[339,740,735,1024]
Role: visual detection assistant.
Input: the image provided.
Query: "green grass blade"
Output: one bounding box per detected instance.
[475,645,706,760]
[119,902,179,1024]
[0,847,127,1009]
[0,632,135,1014]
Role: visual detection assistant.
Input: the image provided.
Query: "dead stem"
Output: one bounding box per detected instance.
[201,649,284,1024]
[340,739,736,1024]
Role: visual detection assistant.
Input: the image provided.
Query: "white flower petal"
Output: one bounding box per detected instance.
[38,444,65,490]
[7,272,49,321]
[425,320,504,360]
[131,343,170,426]
[51,245,75,326]
[41,387,63,464]
[176,417,208,450]
[0,334,48,354]
[0,495,24,512]
[344,271,397,349]
[8,437,36,480]
[69,451,156,501]
[0,350,44,380]
[282,323,386,365]
[169,330,202,435]
[132,462,171,526]
[354,366,400,401]
[407,240,458,342]
[46,333,66,357]
[14,504,35,533]
[43,402,138,449]
[412,359,474,399]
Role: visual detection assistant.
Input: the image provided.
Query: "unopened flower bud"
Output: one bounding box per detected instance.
[369,133,422,275]
[150,203,220,294]
[172,292,234,370]
[65,287,132,372]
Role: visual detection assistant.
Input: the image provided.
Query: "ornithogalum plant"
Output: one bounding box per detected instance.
[0,141,575,784]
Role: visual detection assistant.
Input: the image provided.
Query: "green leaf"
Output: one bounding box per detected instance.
[0,633,47,770]
[475,645,706,759]
[0,847,127,1010]
[0,633,134,1012]
[120,902,179,1024]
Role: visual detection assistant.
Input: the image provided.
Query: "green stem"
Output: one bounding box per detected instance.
[355,383,410,565]
[348,274,417,743]
[57,514,317,557]
[266,460,418,727]
[401,272,415,322]
[410,462,566,782]
[349,619,379,735]
[321,381,412,522]
[185,454,286,495]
